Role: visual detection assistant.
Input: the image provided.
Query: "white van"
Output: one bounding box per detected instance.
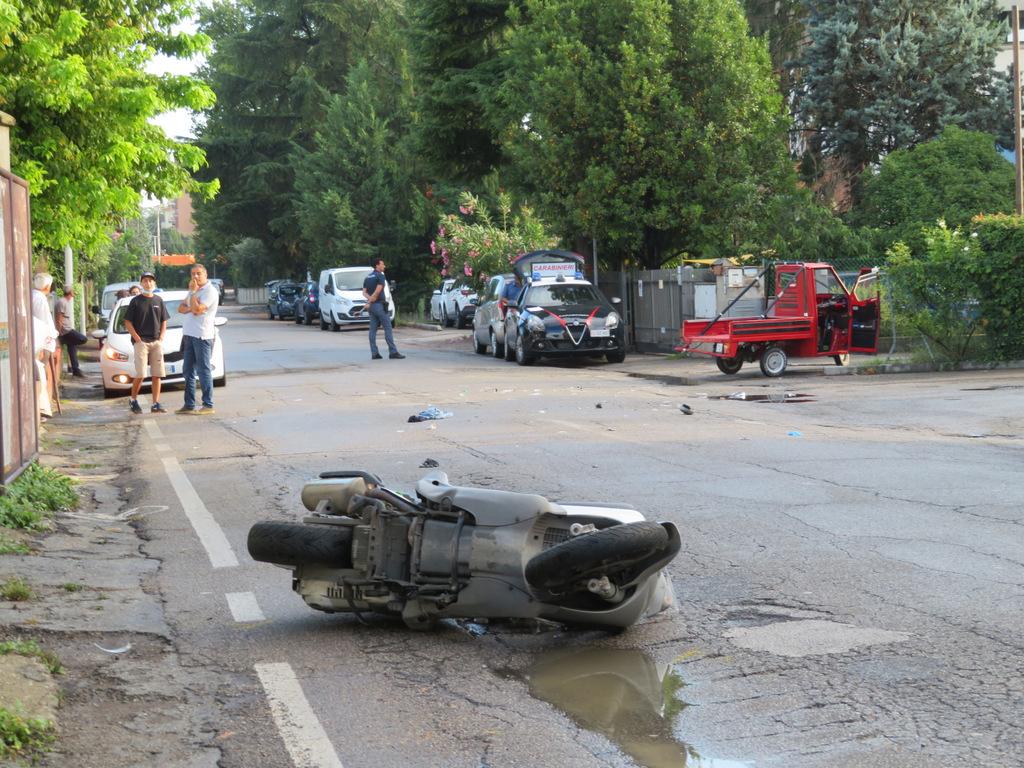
[94,281,140,325]
[318,267,394,330]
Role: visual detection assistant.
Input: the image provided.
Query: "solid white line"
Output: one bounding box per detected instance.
[256,662,344,768]
[226,591,265,622]
[142,419,164,440]
[160,456,239,568]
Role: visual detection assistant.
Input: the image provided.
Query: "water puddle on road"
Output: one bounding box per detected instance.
[513,647,747,768]
[709,391,815,403]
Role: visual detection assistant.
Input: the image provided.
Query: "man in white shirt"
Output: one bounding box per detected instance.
[176,264,220,415]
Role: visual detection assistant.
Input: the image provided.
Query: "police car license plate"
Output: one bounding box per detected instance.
[590,329,610,338]
[713,343,724,353]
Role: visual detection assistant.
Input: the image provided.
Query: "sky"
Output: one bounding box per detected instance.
[147,13,206,140]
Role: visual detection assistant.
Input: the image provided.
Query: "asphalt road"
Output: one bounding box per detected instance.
[124,305,1023,768]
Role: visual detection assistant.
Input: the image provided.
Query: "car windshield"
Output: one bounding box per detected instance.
[111,299,186,333]
[333,271,369,291]
[525,284,602,307]
[277,284,300,298]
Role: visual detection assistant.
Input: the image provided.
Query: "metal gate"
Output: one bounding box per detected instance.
[600,268,715,353]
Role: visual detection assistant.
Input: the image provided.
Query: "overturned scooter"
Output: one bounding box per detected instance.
[247,470,681,630]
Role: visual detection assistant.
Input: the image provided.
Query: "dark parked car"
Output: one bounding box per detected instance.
[268,281,301,320]
[293,281,319,325]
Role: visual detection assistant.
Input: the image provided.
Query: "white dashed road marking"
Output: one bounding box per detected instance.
[256,662,345,768]
[160,456,239,568]
[226,591,266,622]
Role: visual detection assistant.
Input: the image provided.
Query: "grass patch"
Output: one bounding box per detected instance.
[0,463,78,530]
[0,705,55,759]
[0,577,33,602]
[0,640,62,674]
[0,533,30,556]
[60,583,83,593]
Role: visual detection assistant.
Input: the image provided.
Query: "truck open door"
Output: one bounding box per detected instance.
[849,267,881,353]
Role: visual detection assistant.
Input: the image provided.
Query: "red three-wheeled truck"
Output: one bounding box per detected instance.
[679,262,881,377]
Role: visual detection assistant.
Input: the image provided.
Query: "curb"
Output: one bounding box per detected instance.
[823,359,1024,376]
[409,322,443,332]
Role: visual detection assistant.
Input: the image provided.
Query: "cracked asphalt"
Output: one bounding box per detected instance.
[9,304,1020,768]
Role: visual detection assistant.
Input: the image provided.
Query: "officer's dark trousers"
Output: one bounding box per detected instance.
[368,302,398,356]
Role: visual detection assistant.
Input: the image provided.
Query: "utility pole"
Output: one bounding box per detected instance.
[1013,6,1023,215]
[153,202,162,268]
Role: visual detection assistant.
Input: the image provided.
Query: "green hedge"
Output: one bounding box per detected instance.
[971,214,1024,360]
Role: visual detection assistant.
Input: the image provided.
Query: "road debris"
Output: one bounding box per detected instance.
[419,458,440,468]
[408,406,453,423]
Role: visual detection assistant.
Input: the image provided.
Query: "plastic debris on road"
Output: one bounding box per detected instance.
[788,431,803,437]
[727,392,747,400]
[679,404,693,415]
[408,406,453,423]
[419,458,440,468]
[94,642,132,654]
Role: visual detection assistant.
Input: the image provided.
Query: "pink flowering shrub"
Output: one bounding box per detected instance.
[434,191,558,293]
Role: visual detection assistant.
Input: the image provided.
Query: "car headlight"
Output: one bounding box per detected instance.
[605,311,620,330]
[526,315,546,333]
[103,346,129,362]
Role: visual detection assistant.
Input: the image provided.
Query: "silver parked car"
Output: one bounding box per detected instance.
[471,273,522,358]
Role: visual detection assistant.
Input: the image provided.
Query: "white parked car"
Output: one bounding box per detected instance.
[430,277,477,328]
[318,266,394,331]
[91,291,228,398]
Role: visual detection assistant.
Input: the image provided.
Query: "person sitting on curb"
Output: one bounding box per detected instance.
[124,272,169,414]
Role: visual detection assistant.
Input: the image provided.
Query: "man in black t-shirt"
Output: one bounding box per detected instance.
[124,272,170,414]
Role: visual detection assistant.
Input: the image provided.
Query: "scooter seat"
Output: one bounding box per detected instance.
[416,470,562,525]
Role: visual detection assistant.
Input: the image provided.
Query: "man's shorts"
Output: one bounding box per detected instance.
[133,340,166,378]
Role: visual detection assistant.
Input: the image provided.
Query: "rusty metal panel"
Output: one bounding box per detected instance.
[0,169,37,486]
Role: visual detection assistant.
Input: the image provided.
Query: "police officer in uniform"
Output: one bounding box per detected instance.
[362,258,405,360]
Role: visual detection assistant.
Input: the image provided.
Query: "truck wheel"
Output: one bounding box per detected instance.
[716,356,743,375]
[759,345,788,377]
[525,522,670,592]
[247,521,353,568]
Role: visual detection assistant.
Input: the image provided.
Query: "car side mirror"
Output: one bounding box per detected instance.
[611,297,622,305]
[324,284,333,294]
[432,289,440,296]
[214,317,228,327]
[91,304,101,315]
[90,328,106,340]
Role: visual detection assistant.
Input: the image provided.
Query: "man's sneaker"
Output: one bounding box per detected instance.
[371,353,383,360]
[151,403,167,414]
[175,406,196,415]
[389,352,406,359]
[195,406,216,416]
[129,399,143,414]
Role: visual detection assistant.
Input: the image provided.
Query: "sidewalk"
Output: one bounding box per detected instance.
[0,369,220,767]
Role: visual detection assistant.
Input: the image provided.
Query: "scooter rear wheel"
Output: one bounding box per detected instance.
[247,521,353,568]
[525,522,669,592]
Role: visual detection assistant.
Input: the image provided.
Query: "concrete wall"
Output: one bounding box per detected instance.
[236,287,267,306]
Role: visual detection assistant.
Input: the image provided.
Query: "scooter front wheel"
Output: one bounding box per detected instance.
[247,521,353,568]
[525,522,669,592]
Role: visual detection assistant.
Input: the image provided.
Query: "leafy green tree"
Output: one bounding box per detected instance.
[886,226,983,363]
[743,0,806,98]
[194,0,386,273]
[294,59,417,276]
[408,0,514,183]
[0,0,217,270]
[496,0,792,268]
[797,1,1006,202]
[857,127,1014,251]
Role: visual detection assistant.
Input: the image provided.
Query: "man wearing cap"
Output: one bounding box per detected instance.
[124,272,169,414]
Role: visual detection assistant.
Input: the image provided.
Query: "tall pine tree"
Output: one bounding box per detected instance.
[797,0,1007,204]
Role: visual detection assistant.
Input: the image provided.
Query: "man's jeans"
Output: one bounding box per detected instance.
[59,329,87,373]
[368,302,398,355]
[182,335,214,408]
